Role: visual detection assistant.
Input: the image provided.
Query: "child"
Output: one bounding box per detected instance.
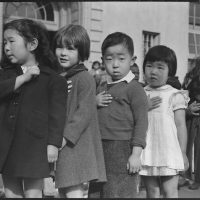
[130,63,140,82]
[0,19,67,198]
[97,32,148,198]
[52,24,107,198]
[140,45,189,198]
[185,71,200,190]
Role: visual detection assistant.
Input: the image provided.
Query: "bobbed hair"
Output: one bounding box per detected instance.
[1,18,59,70]
[143,45,177,77]
[52,24,90,62]
[101,32,134,56]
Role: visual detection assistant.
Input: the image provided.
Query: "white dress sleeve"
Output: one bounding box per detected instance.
[171,90,190,111]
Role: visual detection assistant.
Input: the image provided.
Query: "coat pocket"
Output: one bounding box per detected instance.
[27,110,48,138]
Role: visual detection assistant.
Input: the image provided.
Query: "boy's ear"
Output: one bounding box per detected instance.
[130,56,135,66]
[27,38,38,52]
[101,56,104,65]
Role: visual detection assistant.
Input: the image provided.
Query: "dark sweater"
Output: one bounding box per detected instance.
[97,79,148,148]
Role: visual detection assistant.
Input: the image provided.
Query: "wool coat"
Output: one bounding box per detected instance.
[55,69,107,188]
[0,64,67,178]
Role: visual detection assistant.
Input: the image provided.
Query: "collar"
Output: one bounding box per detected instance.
[107,70,135,84]
[21,65,38,74]
[145,84,172,91]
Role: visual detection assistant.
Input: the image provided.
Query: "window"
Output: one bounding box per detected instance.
[189,33,200,55]
[3,2,54,22]
[143,31,160,56]
[189,2,200,28]
[189,2,200,58]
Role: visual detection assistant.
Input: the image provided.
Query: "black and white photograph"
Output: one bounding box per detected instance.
[0,1,199,198]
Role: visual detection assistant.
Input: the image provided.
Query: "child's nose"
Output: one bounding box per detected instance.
[4,43,10,52]
[113,60,119,68]
[151,67,158,75]
[61,48,68,55]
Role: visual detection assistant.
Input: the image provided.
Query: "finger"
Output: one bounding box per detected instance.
[99,91,106,95]
[67,80,72,84]
[192,113,200,116]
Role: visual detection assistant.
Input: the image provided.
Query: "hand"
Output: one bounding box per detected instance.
[47,145,59,163]
[67,80,72,93]
[59,137,67,151]
[182,152,189,171]
[127,154,141,174]
[188,101,200,116]
[147,94,162,111]
[23,66,40,82]
[96,91,113,107]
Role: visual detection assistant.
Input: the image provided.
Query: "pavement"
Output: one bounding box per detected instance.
[137,185,200,198]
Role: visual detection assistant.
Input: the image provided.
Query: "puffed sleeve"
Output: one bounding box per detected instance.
[171,90,190,111]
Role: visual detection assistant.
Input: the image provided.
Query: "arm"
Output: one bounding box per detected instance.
[174,109,189,171]
[0,66,40,99]
[47,75,67,162]
[127,83,149,173]
[63,73,96,146]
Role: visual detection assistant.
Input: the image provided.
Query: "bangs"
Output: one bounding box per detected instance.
[55,28,78,49]
[146,49,170,64]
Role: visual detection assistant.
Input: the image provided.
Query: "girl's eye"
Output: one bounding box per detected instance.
[119,57,125,61]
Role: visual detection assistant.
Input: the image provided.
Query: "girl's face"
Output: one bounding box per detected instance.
[55,45,79,69]
[4,29,31,65]
[145,61,169,88]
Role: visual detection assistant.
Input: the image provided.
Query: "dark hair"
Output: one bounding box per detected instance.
[92,61,101,69]
[1,18,59,70]
[131,63,139,69]
[52,24,90,62]
[185,57,200,80]
[101,32,134,56]
[188,76,200,101]
[143,45,177,77]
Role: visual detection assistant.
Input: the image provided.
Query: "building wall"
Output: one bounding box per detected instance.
[0,2,189,83]
[90,2,189,83]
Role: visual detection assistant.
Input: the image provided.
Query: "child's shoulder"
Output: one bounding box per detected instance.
[128,79,145,91]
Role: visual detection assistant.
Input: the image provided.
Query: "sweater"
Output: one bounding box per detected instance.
[97,79,148,148]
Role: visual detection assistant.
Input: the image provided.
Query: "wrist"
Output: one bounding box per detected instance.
[20,74,27,83]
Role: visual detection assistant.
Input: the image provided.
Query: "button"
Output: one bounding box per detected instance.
[10,115,15,119]
[13,102,18,105]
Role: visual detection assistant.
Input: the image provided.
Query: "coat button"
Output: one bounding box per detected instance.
[10,115,15,119]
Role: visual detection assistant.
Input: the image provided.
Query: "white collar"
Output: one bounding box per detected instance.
[107,70,135,84]
[21,65,38,74]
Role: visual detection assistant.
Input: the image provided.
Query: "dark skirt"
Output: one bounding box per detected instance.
[101,140,139,198]
[186,116,200,182]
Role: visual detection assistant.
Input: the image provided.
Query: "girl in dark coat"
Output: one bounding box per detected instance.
[0,19,67,198]
[52,24,107,198]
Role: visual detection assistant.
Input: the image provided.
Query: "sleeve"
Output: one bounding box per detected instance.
[47,74,68,148]
[63,73,96,146]
[0,69,17,99]
[128,82,149,148]
[172,90,190,111]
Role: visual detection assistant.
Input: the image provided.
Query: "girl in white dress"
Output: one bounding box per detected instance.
[140,45,189,198]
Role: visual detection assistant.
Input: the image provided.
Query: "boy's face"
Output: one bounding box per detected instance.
[102,44,134,81]
[55,45,79,69]
[145,61,169,88]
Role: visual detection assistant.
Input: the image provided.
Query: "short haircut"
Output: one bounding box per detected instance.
[143,45,177,77]
[101,32,134,56]
[52,24,90,62]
